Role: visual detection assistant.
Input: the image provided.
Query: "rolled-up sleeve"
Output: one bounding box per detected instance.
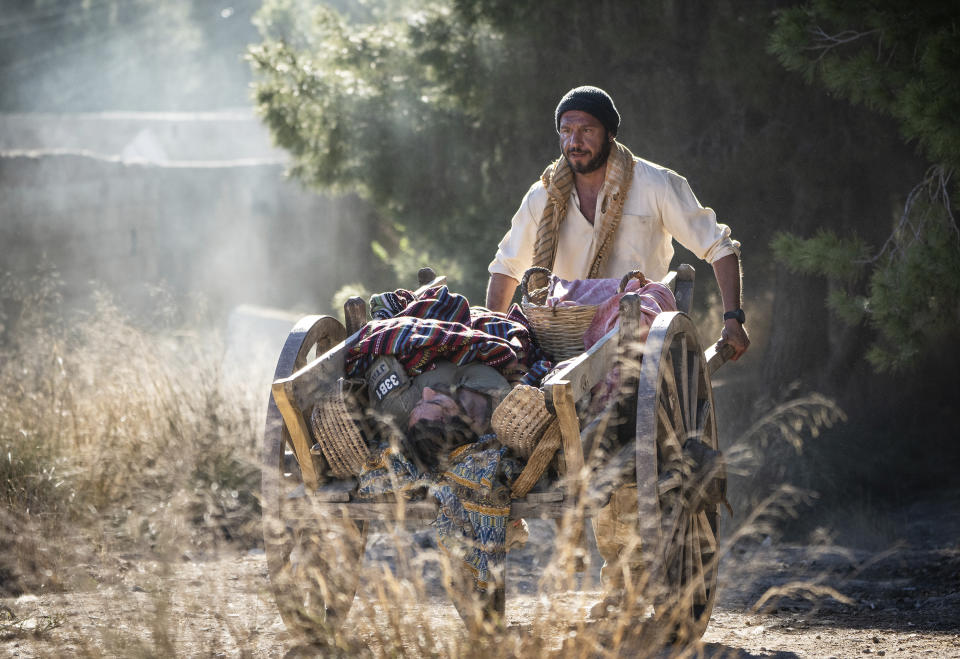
[488,183,544,281]
[659,170,740,264]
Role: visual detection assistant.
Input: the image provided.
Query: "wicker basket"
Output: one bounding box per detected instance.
[491,384,565,498]
[491,385,553,458]
[520,266,648,361]
[309,378,371,479]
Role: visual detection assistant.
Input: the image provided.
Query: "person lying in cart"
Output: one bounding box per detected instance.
[342,283,546,599]
[339,268,680,602]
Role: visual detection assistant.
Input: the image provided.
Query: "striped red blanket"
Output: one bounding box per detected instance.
[345,286,552,387]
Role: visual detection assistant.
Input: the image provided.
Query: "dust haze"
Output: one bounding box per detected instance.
[2,2,958,657]
[1,0,373,376]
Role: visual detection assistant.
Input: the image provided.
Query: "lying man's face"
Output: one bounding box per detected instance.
[407,387,462,428]
[402,389,480,473]
[407,386,492,434]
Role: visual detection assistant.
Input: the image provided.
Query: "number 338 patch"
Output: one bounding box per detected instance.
[366,356,410,403]
[376,373,401,400]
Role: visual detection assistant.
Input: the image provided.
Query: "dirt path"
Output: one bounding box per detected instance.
[702,492,960,658]
[2,494,958,657]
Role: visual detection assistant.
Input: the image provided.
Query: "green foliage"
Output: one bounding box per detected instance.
[249,0,501,298]
[772,194,960,370]
[771,229,869,282]
[331,235,464,315]
[770,0,960,371]
[374,235,465,290]
[865,217,960,371]
[770,1,960,171]
[249,0,485,214]
[772,229,873,325]
[824,288,869,327]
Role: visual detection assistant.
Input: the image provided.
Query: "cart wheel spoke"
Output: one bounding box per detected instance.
[695,399,712,436]
[683,515,695,599]
[677,336,689,430]
[656,404,684,464]
[687,352,700,439]
[689,516,708,605]
[662,498,687,566]
[696,510,717,555]
[661,353,687,439]
[659,503,682,578]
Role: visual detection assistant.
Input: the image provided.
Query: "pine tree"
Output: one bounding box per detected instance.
[770,0,960,371]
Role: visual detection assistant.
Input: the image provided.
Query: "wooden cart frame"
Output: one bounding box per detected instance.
[263,265,734,640]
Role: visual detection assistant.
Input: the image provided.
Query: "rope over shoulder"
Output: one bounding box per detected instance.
[530,141,636,289]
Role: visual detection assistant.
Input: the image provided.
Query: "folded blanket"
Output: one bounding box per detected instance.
[582,281,677,349]
[545,275,644,307]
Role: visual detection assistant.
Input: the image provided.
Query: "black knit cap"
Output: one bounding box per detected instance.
[555,85,620,136]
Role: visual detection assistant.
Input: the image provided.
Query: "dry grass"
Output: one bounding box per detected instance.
[1,272,262,596]
[0,271,848,657]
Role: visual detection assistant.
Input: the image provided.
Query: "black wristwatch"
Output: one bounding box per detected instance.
[723,308,746,324]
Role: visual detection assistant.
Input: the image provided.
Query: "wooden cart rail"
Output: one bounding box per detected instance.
[269,264,732,511]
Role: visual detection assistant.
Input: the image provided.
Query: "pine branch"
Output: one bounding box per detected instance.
[804,25,880,63]
[861,166,959,264]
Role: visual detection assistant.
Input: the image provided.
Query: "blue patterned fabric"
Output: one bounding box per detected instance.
[357,437,522,591]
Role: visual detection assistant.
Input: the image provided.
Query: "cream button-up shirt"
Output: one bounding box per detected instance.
[488,156,740,283]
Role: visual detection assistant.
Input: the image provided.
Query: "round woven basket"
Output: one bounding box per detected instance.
[520,266,648,361]
[491,385,553,458]
[520,267,597,361]
[309,379,370,479]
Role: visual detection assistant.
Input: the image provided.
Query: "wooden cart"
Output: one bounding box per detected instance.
[262,265,734,641]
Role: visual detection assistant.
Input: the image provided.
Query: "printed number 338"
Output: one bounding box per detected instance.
[377,374,401,399]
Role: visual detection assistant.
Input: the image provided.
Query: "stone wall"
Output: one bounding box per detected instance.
[0,111,286,162]
[0,151,373,316]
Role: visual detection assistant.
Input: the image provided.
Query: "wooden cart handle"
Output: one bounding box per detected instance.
[344,296,368,336]
[418,267,437,285]
[705,342,736,376]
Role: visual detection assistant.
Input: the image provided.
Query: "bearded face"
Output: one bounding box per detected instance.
[564,135,612,174]
[558,110,614,174]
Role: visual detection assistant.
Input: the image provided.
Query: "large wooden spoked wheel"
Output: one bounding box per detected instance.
[262,315,368,637]
[634,311,722,641]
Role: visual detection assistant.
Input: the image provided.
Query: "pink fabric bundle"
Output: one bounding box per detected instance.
[544,274,677,351]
